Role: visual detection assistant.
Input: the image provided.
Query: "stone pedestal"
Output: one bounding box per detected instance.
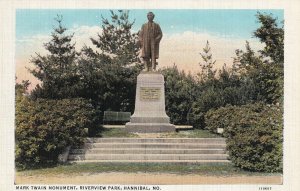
[125,72,175,133]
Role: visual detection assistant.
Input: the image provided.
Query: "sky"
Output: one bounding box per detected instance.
[15,9,284,89]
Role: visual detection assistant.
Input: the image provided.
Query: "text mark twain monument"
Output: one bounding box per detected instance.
[125,12,175,133]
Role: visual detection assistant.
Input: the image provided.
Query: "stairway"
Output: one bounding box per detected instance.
[68,138,230,163]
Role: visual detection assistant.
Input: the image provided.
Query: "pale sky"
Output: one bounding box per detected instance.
[15,9,283,89]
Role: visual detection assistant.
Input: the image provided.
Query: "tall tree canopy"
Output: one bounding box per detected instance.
[78,10,142,113]
[254,13,284,65]
[29,15,79,99]
[90,10,140,65]
[234,12,284,104]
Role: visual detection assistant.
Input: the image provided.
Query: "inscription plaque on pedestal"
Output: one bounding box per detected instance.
[140,87,161,101]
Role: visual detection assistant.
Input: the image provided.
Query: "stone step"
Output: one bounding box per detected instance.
[70,148,226,155]
[68,154,229,161]
[83,143,226,149]
[70,160,231,164]
[86,138,226,144]
[67,137,230,164]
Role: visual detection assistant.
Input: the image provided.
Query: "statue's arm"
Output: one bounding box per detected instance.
[156,24,163,42]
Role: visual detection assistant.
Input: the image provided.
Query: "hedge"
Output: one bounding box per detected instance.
[205,104,238,133]
[205,103,283,172]
[15,98,97,169]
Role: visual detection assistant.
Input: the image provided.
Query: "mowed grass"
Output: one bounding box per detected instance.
[160,129,221,138]
[97,128,139,138]
[16,162,280,177]
[93,128,221,138]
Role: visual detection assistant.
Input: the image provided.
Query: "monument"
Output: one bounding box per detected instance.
[125,12,175,133]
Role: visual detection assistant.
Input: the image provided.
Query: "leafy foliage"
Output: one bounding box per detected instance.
[190,12,284,129]
[254,13,284,64]
[15,79,30,103]
[160,65,197,124]
[205,103,283,172]
[234,42,283,104]
[77,49,138,113]
[188,42,257,129]
[15,98,96,169]
[205,105,235,134]
[234,12,284,104]
[28,11,142,116]
[79,10,142,114]
[90,10,140,65]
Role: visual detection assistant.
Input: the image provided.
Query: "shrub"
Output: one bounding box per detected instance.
[15,98,97,169]
[161,66,197,125]
[205,104,237,133]
[188,74,257,129]
[189,87,225,129]
[205,103,283,172]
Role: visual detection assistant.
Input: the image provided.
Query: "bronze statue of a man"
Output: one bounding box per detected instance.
[139,12,163,71]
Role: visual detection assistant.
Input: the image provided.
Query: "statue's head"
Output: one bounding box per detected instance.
[147,12,155,22]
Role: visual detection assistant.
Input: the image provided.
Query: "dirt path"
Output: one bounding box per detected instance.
[16,172,282,185]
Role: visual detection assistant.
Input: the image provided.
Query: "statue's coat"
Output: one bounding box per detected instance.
[139,22,162,59]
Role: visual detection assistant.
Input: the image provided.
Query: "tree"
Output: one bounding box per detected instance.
[15,79,30,103]
[78,10,142,114]
[254,12,284,65]
[29,15,80,99]
[189,41,258,128]
[234,13,284,104]
[90,10,140,65]
[198,41,217,82]
[254,12,284,104]
[161,65,197,124]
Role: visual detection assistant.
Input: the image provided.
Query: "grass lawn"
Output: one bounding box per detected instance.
[159,129,221,138]
[93,128,222,138]
[16,162,280,177]
[96,128,139,138]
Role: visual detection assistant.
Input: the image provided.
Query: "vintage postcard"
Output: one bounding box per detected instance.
[1,0,299,191]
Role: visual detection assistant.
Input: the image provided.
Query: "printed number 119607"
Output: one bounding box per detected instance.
[259,187,272,190]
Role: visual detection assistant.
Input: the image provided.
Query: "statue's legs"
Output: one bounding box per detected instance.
[147,60,152,71]
[150,42,156,71]
[151,58,156,71]
[142,42,157,72]
[143,57,151,72]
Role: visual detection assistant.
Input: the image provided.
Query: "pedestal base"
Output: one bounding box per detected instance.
[125,72,175,133]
